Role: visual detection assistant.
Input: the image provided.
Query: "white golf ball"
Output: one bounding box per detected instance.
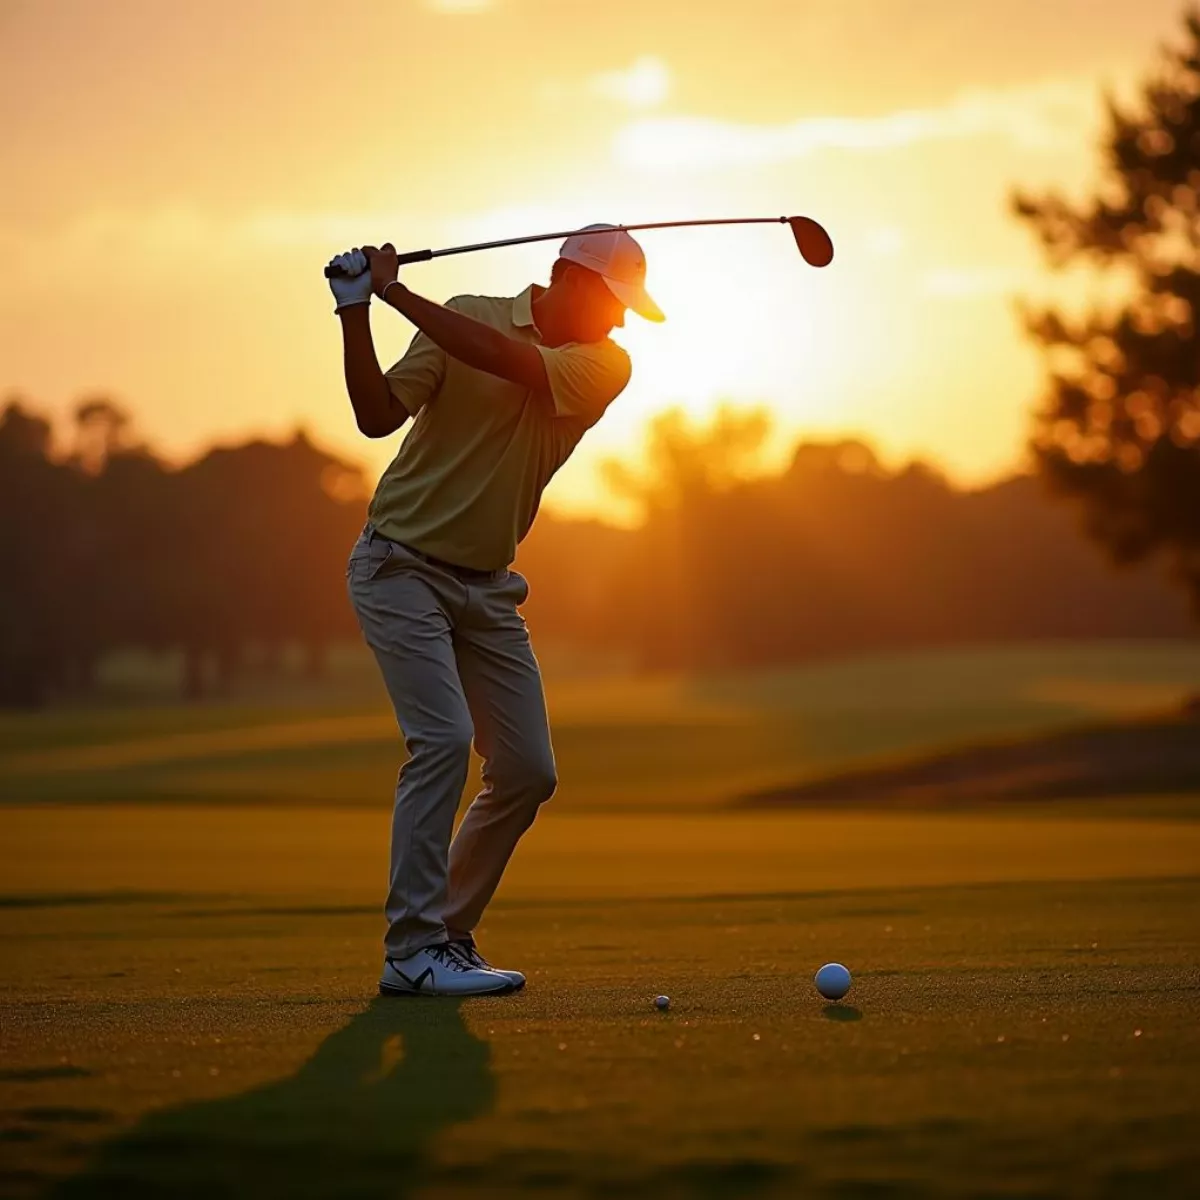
[815,962,852,1000]
[654,995,670,1011]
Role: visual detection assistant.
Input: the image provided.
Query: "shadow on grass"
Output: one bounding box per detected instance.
[49,998,494,1199]
[0,1066,92,1083]
[739,712,1200,810]
[0,892,193,910]
[822,1004,863,1022]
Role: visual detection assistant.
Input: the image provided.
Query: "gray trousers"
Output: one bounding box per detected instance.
[347,524,557,959]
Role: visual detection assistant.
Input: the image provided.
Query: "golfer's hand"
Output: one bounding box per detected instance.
[327,248,373,312]
[364,244,400,298]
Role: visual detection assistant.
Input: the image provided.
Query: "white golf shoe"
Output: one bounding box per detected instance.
[379,942,517,997]
[451,936,527,990]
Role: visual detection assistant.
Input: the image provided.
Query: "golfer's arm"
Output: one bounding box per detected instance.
[383,283,549,394]
[337,306,408,438]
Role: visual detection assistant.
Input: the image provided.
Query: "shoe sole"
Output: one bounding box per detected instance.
[378,978,518,998]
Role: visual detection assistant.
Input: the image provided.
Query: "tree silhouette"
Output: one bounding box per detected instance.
[600,405,775,668]
[0,399,70,704]
[71,395,139,476]
[0,390,1190,708]
[1014,5,1200,617]
[0,398,366,707]
[168,432,366,696]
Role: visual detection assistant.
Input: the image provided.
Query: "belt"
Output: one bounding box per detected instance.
[395,541,503,582]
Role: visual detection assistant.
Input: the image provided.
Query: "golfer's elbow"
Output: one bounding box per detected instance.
[351,384,405,438]
[355,414,391,439]
[355,411,402,439]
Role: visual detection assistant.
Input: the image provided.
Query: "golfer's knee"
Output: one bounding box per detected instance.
[418,722,474,769]
[528,758,558,805]
[494,751,557,806]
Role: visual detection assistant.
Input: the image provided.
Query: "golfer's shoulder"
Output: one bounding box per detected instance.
[547,337,631,403]
[442,293,505,319]
[580,336,632,381]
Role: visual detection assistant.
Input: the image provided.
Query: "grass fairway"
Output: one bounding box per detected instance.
[2,806,1199,1198]
[3,641,1198,811]
[3,643,1199,1195]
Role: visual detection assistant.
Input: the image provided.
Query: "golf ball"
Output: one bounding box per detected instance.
[815,963,852,1000]
[654,995,670,1011]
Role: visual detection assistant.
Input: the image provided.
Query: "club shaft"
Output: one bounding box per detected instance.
[431,216,793,260]
[325,216,797,277]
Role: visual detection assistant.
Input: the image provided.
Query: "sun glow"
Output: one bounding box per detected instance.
[607,224,853,438]
[408,197,861,443]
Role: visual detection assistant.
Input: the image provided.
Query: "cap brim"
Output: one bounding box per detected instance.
[602,276,666,323]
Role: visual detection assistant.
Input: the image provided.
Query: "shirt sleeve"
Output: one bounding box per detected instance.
[383,297,460,416]
[534,340,632,421]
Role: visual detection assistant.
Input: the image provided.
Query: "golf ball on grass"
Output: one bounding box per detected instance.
[654,995,670,1011]
[815,963,852,1000]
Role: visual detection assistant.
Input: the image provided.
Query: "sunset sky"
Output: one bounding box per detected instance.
[0,0,1186,517]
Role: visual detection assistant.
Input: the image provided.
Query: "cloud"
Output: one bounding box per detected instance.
[613,79,1096,171]
[539,56,671,111]
[589,56,671,110]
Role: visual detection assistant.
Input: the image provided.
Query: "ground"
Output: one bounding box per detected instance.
[3,640,1199,811]
[1,642,1199,1197]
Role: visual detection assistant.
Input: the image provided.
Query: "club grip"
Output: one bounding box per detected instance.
[323,248,435,278]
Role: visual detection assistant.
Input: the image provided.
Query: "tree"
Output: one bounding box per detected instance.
[169,432,365,695]
[1014,7,1200,617]
[0,396,367,707]
[71,395,139,475]
[600,405,775,667]
[600,404,774,514]
[0,399,77,704]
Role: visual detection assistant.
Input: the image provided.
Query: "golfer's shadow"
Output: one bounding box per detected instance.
[52,999,495,1199]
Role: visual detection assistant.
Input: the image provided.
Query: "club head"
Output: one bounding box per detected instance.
[788,217,834,268]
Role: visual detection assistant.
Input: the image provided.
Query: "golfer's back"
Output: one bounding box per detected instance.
[368,287,630,571]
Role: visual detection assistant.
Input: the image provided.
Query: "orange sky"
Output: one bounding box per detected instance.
[0,0,1185,517]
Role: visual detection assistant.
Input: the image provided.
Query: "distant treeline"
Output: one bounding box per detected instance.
[515,408,1192,669]
[0,398,1191,706]
[0,399,365,705]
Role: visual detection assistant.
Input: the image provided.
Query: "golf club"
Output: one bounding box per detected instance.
[323,215,834,277]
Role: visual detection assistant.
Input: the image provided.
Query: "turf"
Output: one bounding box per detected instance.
[743,714,1200,810]
[3,641,1199,1196]
[2,640,1198,810]
[2,808,1199,1198]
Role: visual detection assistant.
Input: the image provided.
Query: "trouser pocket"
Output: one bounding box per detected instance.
[346,526,394,585]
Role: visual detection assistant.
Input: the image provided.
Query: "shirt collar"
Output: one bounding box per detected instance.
[512,285,543,336]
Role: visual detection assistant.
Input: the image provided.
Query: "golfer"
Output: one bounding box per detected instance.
[328,226,663,996]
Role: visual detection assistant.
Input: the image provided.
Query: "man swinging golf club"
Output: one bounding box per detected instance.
[329,225,664,997]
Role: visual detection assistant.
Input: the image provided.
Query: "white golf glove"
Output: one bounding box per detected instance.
[327,248,373,312]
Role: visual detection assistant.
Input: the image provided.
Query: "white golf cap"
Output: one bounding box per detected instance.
[558,224,665,322]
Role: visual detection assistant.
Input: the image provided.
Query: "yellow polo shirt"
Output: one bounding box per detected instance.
[367,285,632,570]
